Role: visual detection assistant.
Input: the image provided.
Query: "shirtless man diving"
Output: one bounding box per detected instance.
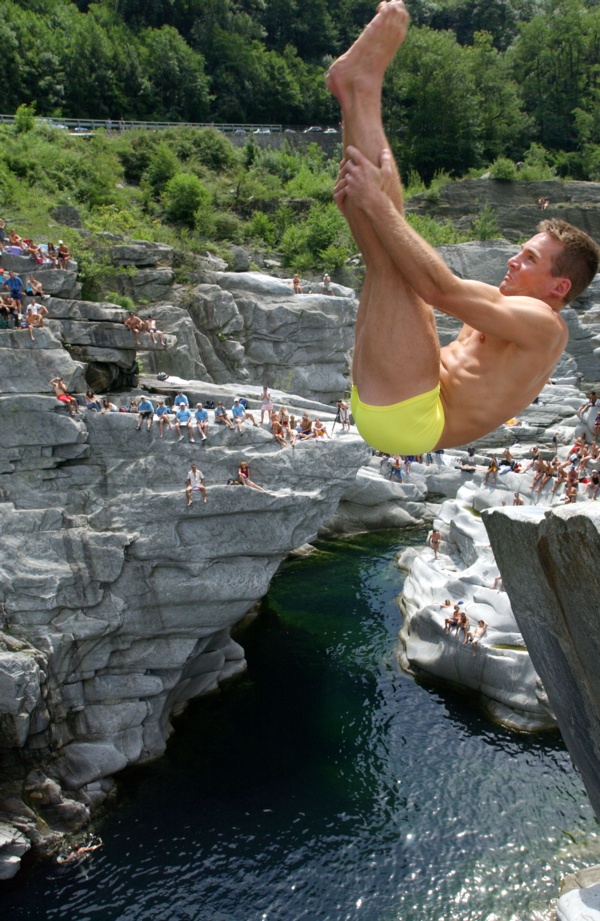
[327,1,599,455]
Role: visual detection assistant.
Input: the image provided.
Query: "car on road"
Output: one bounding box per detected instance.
[303,125,323,134]
[254,127,271,135]
[324,128,338,134]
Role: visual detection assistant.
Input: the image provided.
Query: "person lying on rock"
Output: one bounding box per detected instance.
[328,0,600,456]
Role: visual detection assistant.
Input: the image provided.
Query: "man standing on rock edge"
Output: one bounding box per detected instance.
[327,0,600,456]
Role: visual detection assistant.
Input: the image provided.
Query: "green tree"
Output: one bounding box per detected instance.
[510,0,600,152]
[384,26,481,181]
[466,31,531,162]
[139,26,211,121]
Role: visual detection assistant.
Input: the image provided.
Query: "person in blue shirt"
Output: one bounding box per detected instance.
[3,272,24,313]
[175,405,195,442]
[155,399,173,438]
[136,397,155,432]
[174,391,189,408]
[231,398,257,433]
[194,402,209,441]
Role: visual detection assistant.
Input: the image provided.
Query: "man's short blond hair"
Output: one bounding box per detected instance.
[538,218,600,303]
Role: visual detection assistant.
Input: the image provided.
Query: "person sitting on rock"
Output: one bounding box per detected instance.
[297,414,314,439]
[513,491,524,505]
[50,376,80,415]
[214,400,235,429]
[534,458,554,493]
[499,448,515,471]
[587,469,600,500]
[186,463,207,506]
[271,414,289,448]
[25,241,46,265]
[467,620,487,655]
[8,229,27,251]
[57,240,71,269]
[231,397,257,432]
[564,482,578,504]
[85,389,102,411]
[457,611,470,643]
[194,402,209,441]
[136,396,155,431]
[123,314,144,345]
[0,301,10,329]
[25,275,47,298]
[145,316,167,346]
[26,299,48,325]
[576,391,598,416]
[444,604,461,634]
[312,418,331,441]
[101,398,119,412]
[550,463,567,495]
[46,242,58,268]
[238,460,266,493]
[155,399,173,437]
[175,404,195,442]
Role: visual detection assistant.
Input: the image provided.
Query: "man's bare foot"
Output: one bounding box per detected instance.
[326,0,410,108]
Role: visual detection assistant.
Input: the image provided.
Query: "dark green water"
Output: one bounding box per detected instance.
[3,532,598,921]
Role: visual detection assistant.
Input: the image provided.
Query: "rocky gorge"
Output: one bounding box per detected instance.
[2,193,600,919]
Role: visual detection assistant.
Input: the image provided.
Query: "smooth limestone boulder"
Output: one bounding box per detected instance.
[396,498,555,731]
[0,379,369,874]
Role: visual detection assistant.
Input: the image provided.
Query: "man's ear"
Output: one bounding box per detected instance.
[552,276,572,301]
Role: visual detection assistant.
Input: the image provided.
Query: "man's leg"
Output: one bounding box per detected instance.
[327,1,440,406]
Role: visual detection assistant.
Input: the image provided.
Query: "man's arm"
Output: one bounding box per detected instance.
[336,147,565,349]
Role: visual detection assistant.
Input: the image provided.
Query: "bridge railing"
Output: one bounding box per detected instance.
[0,114,284,134]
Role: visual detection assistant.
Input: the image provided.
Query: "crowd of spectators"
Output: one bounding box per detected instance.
[0,221,72,335]
[50,384,352,502]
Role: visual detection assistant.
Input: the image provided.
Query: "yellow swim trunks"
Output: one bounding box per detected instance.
[350,385,445,455]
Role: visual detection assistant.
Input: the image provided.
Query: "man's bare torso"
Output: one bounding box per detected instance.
[436,299,568,449]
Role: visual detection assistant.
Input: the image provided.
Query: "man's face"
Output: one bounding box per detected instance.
[500,232,569,301]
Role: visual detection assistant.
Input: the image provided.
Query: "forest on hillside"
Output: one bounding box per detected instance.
[2,0,600,181]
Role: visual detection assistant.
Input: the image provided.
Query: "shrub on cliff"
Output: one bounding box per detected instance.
[162,172,211,228]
